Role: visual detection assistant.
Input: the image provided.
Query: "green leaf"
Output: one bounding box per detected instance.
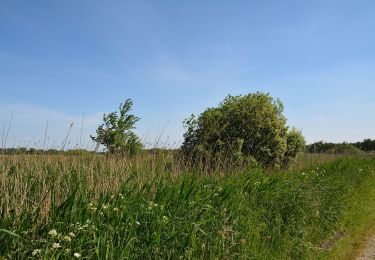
[0,228,21,238]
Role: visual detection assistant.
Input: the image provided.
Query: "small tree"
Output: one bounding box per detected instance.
[181,92,305,168]
[91,99,143,155]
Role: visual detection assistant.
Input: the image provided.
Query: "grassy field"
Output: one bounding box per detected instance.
[1,153,375,259]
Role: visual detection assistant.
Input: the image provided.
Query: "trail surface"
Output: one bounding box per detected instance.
[357,235,375,260]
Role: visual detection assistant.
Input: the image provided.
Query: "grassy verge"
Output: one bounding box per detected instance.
[316,161,375,259]
[0,155,375,259]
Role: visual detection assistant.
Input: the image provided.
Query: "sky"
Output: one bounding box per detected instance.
[1,0,375,149]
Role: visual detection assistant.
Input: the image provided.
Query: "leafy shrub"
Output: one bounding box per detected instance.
[91,99,143,155]
[326,143,363,155]
[307,141,336,153]
[181,92,305,168]
[282,128,306,167]
[354,138,375,152]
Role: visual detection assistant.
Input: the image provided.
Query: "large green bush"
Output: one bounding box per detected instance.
[181,92,305,168]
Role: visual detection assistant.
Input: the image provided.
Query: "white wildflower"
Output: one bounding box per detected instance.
[48,229,58,237]
[73,252,81,258]
[63,235,71,242]
[148,201,158,209]
[136,221,141,226]
[69,232,76,238]
[65,248,71,254]
[102,204,109,210]
[32,249,41,256]
[52,243,61,249]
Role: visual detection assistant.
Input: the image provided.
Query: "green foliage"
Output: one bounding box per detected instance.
[91,99,143,155]
[182,92,305,168]
[326,143,363,155]
[355,138,375,151]
[282,128,306,167]
[1,157,375,259]
[308,139,375,153]
[307,141,336,153]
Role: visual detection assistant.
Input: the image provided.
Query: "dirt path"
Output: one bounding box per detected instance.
[357,235,375,260]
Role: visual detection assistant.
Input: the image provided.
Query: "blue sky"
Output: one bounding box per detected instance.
[1,0,374,149]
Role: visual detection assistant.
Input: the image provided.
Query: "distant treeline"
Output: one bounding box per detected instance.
[0,148,96,156]
[1,139,374,155]
[0,147,176,156]
[307,139,375,153]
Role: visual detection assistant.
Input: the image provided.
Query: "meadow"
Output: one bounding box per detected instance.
[1,153,375,259]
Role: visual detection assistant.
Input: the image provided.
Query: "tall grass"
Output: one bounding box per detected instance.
[0,153,375,259]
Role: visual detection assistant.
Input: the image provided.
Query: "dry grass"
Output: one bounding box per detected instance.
[0,153,168,221]
[0,152,371,222]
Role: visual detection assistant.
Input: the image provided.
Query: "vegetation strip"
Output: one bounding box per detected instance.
[1,155,375,259]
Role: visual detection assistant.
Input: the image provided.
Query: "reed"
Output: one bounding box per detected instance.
[1,153,375,259]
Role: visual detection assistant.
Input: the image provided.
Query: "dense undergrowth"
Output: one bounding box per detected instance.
[0,155,375,259]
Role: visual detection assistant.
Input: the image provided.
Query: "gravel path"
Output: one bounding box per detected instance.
[357,235,375,260]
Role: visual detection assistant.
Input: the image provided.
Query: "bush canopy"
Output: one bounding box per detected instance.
[181,92,305,168]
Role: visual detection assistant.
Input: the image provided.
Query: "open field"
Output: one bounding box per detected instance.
[1,153,375,259]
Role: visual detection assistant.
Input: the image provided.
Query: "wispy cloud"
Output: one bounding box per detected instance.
[0,103,103,149]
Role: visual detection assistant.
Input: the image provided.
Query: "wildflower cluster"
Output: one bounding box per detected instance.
[70,219,97,232]
[29,228,82,258]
